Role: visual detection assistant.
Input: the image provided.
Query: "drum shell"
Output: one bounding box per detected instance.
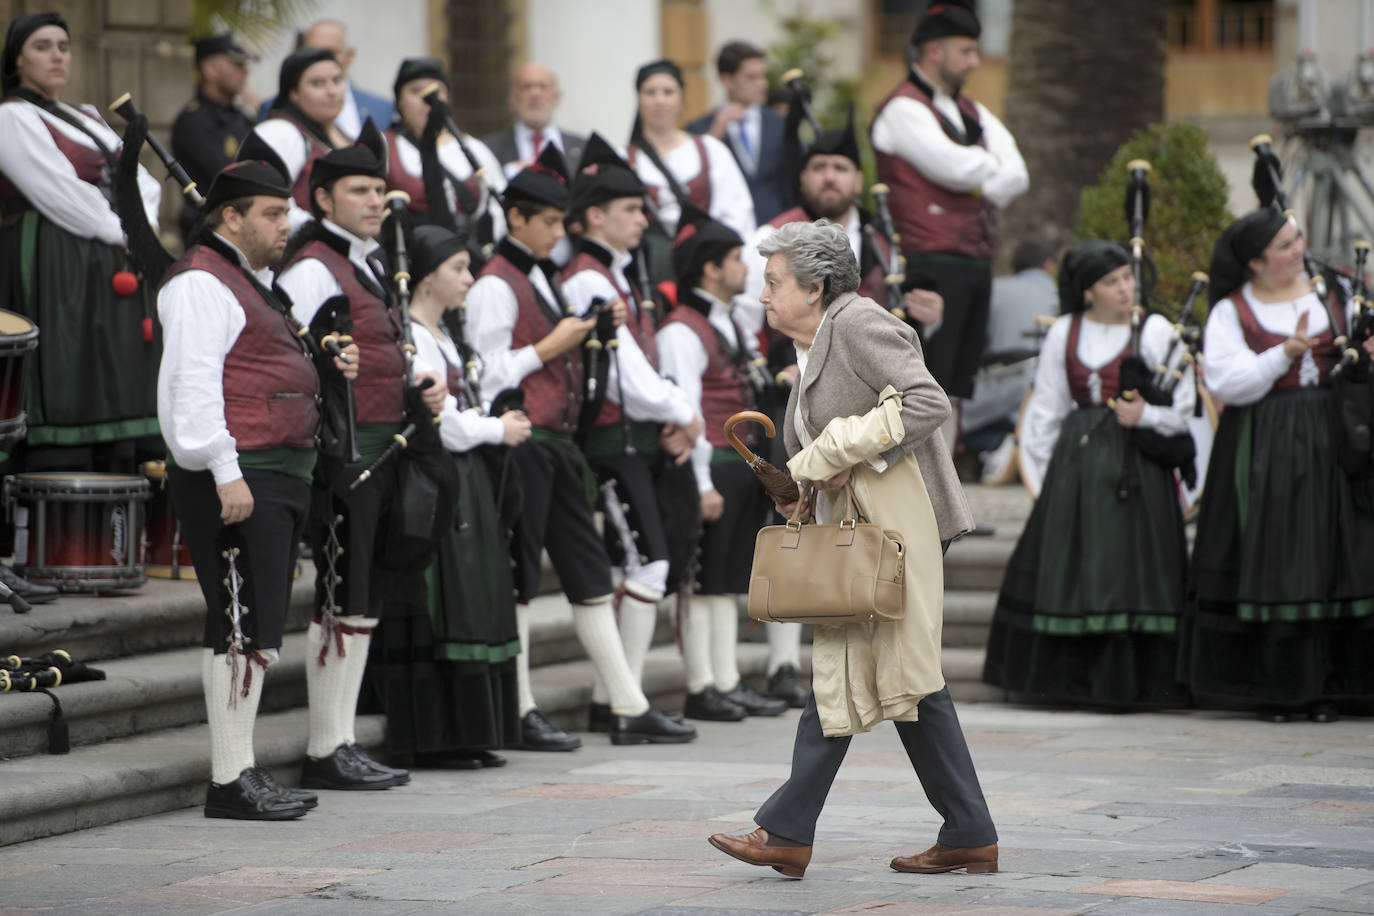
[0,309,39,446]
[5,472,151,592]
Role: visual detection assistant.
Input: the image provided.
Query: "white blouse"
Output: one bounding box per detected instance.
[631,132,755,239]
[410,320,506,453]
[390,130,507,244]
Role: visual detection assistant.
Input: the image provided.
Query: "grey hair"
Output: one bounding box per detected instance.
[757,219,861,306]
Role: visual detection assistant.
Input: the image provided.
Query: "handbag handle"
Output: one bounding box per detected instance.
[786,484,817,530]
[788,479,865,530]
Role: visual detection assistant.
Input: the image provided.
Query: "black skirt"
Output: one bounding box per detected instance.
[1182,387,1374,708]
[983,406,1190,708]
[364,452,521,756]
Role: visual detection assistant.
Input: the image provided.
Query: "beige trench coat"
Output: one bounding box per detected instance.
[783,293,973,737]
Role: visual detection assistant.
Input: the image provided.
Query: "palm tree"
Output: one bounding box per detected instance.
[190,0,319,44]
[999,0,1168,254]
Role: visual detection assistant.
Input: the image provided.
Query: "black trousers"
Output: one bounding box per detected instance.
[907,256,993,400]
[309,459,396,619]
[591,451,671,573]
[168,466,310,653]
[755,688,998,848]
[509,437,612,604]
[699,460,770,595]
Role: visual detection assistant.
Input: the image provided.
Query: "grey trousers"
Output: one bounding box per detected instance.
[754,687,998,847]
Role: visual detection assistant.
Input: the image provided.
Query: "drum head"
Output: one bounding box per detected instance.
[10,472,151,498]
[0,309,36,336]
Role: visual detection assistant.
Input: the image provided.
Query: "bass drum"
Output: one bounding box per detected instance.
[1180,387,1220,522]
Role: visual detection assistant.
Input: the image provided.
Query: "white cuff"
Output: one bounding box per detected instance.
[210,455,243,486]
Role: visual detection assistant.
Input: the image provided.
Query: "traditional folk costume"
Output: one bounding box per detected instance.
[870,1,1027,399]
[384,59,507,260]
[158,161,323,819]
[467,143,696,747]
[0,12,162,468]
[627,60,755,284]
[245,48,344,232]
[558,133,702,730]
[1183,209,1374,721]
[657,211,787,721]
[276,129,413,790]
[371,224,521,768]
[982,242,1193,709]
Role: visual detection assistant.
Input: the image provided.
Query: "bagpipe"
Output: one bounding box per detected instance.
[1,650,106,754]
[865,183,909,321]
[351,191,458,570]
[417,84,503,261]
[1114,159,1200,493]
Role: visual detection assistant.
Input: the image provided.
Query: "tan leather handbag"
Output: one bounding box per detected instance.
[747,483,906,626]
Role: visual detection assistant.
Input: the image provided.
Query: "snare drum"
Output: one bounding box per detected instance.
[5,472,151,592]
[143,461,194,579]
[0,310,39,448]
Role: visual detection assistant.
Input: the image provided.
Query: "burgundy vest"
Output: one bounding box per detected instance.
[1228,290,1341,388]
[559,247,661,430]
[283,238,407,424]
[479,251,583,432]
[0,98,107,222]
[872,78,998,260]
[161,241,320,451]
[767,205,893,304]
[662,304,751,449]
[266,111,331,211]
[629,136,711,215]
[383,128,483,218]
[1064,314,1128,407]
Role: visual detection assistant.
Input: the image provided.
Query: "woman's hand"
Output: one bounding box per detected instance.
[903,288,943,325]
[501,410,532,446]
[335,342,360,380]
[1113,390,1145,428]
[820,467,852,489]
[700,488,724,522]
[416,371,448,414]
[1283,311,1310,360]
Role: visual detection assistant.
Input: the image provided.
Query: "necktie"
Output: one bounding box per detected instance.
[531,129,544,157]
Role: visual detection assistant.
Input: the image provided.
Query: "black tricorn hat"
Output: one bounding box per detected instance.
[308,117,389,193]
[204,159,291,209]
[911,0,981,45]
[791,102,861,169]
[502,141,571,211]
[568,132,646,214]
[234,129,292,187]
[672,201,744,290]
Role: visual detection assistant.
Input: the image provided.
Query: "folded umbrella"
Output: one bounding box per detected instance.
[724,410,800,506]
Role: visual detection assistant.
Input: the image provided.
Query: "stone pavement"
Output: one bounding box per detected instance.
[1,702,1371,915]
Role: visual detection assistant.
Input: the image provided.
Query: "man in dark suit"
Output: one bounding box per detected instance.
[686,41,794,224]
[481,62,586,180]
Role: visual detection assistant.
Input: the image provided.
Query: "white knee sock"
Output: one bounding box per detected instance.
[682,597,715,694]
[515,603,536,716]
[710,594,742,693]
[572,600,649,717]
[203,649,262,785]
[766,622,803,675]
[618,594,659,685]
[335,617,376,746]
[305,621,350,758]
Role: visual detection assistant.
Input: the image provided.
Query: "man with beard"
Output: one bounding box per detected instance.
[738,108,944,708]
[871,0,1026,442]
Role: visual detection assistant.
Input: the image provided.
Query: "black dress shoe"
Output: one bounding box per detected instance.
[472,750,506,767]
[343,744,411,785]
[0,565,59,605]
[1258,708,1292,723]
[301,746,407,790]
[723,681,789,717]
[252,766,318,809]
[611,707,698,745]
[1308,702,1340,723]
[205,767,307,820]
[518,709,582,751]
[413,752,482,769]
[766,664,809,708]
[588,702,612,733]
[683,686,747,721]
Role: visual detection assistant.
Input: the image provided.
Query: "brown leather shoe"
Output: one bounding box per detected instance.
[708,828,812,878]
[891,842,997,874]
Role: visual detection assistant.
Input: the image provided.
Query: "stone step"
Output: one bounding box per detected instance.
[943,535,1015,591]
[942,589,998,647]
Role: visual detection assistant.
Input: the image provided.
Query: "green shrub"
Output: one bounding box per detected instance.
[1077,122,1233,322]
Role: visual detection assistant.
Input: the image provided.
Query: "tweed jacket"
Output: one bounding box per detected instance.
[783,291,974,542]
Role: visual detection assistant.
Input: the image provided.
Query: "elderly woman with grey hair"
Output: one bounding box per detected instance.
[708,220,998,878]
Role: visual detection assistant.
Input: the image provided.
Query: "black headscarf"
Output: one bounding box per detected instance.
[1208,207,1289,305]
[392,57,446,102]
[2,12,69,95]
[272,47,336,109]
[636,59,683,90]
[411,224,469,289]
[1057,240,1131,314]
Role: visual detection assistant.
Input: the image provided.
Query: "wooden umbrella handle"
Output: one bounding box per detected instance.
[724,410,776,464]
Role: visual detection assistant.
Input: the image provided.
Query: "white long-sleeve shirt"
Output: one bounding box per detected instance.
[410,320,505,453]
[466,238,563,403]
[277,219,385,328]
[657,291,759,492]
[156,235,272,485]
[560,239,695,428]
[390,129,508,244]
[870,67,1028,211]
[631,133,756,239]
[1019,312,1194,495]
[1202,282,1354,406]
[0,99,161,246]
